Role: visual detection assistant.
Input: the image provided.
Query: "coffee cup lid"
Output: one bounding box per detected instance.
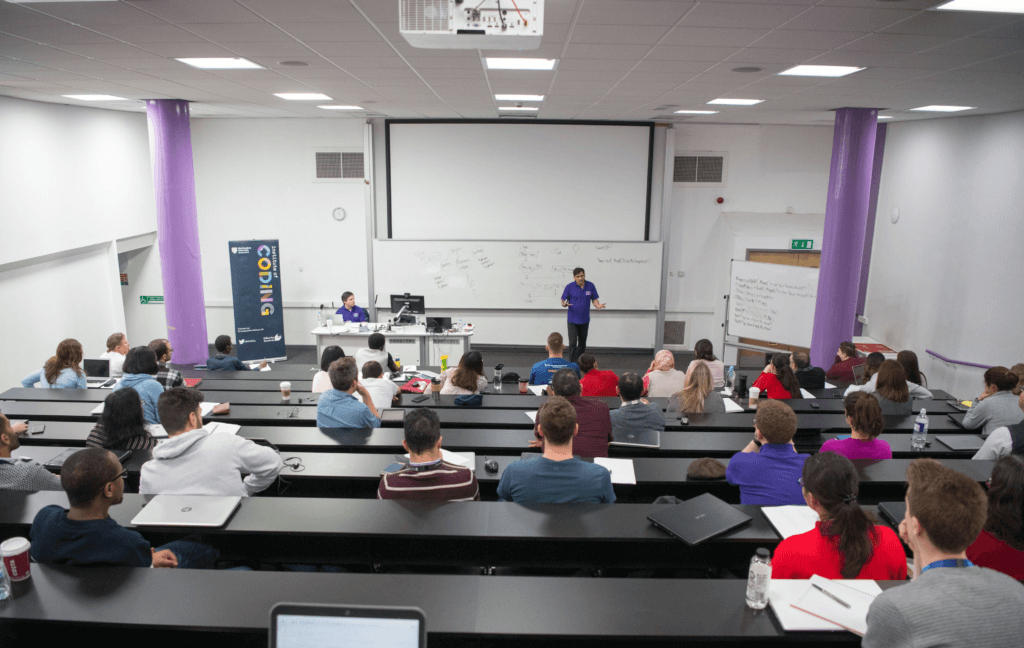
[1,537,30,555]
[280,382,291,386]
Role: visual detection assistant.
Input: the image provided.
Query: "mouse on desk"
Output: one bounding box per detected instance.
[679,415,689,425]
[810,402,820,409]
[484,459,499,473]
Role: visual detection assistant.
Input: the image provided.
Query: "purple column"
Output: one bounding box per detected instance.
[146,99,209,364]
[853,123,887,336]
[810,108,878,369]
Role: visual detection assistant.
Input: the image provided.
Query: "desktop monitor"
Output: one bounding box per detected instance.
[271,604,426,648]
[390,294,425,315]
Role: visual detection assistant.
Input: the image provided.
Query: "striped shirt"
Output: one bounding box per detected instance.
[85,423,157,450]
[377,459,480,501]
[154,363,184,391]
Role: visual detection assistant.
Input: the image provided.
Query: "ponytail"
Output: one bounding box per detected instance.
[803,452,876,579]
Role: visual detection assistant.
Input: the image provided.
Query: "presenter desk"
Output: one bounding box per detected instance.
[310,324,472,368]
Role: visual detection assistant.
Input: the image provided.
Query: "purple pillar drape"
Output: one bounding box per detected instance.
[146,99,209,364]
[853,123,888,336]
[810,108,878,369]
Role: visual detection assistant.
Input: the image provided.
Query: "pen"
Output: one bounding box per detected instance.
[812,583,851,609]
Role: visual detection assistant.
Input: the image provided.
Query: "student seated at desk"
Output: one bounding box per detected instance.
[354,333,399,374]
[684,339,725,388]
[0,413,62,492]
[316,357,381,429]
[972,389,1024,461]
[498,396,615,504]
[819,392,892,461]
[360,361,401,409]
[869,360,915,416]
[111,347,165,425]
[378,409,479,501]
[312,345,345,393]
[21,338,87,389]
[99,332,129,379]
[578,354,619,397]
[752,353,803,400]
[826,341,866,383]
[149,338,183,390]
[206,335,267,371]
[31,448,219,568]
[335,291,368,323]
[529,332,581,386]
[439,351,488,395]
[670,361,725,414]
[863,459,1024,648]
[531,368,612,458]
[963,366,1023,437]
[86,388,157,451]
[845,354,932,399]
[772,451,906,580]
[726,400,808,506]
[141,388,282,497]
[791,351,827,391]
[967,455,1024,580]
[609,372,664,436]
[897,350,928,389]
[643,349,688,397]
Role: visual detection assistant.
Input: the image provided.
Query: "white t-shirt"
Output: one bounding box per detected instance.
[360,377,400,410]
[99,350,126,378]
[311,370,332,393]
[354,348,390,374]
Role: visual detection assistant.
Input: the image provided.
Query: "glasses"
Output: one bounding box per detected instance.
[109,468,128,483]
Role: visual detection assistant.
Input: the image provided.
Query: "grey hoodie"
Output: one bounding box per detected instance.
[140,428,283,497]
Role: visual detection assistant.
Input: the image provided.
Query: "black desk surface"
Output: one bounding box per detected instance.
[0,565,901,644]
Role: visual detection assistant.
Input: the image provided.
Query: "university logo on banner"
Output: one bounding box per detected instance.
[227,240,287,362]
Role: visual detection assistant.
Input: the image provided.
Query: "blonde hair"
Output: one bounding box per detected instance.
[679,361,713,414]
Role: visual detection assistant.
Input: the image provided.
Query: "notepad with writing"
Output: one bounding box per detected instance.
[769,577,880,633]
[791,575,880,635]
[762,505,820,539]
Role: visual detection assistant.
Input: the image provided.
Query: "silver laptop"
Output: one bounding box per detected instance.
[131,495,241,527]
[84,359,114,386]
[610,428,661,449]
[271,604,426,648]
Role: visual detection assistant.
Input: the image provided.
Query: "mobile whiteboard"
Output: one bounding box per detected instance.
[726,260,819,347]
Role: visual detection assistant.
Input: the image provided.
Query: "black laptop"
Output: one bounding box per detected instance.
[647,493,752,546]
[935,435,986,451]
[878,501,906,528]
[425,316,452,333]
[45,448,132,472]
[610,428,661,449]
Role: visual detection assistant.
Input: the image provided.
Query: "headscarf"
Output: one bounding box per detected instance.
[652,349,675,372]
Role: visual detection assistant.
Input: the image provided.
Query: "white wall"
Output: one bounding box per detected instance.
[865,110,1024,398]
[121,117,370,349]
[0,96,155,387]
[667,124,833,360]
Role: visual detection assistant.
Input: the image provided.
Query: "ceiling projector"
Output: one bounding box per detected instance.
[400,0,544,50]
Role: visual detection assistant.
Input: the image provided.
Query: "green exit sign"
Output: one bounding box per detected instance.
[140,295,164,305]
[791,239,814,250]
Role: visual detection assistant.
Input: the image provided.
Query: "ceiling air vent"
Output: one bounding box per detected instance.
[673,154,726,184]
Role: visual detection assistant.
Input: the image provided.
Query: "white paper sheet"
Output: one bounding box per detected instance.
[790,575,881,636]
[824,382,836,389]
[404,449,475,471]
[145,424,168,438]
[594,457,637,484]
[416,370,440,378]
[723,398,745,413]
[207,422,240,436]
[769,579,881,633]
[248,364,271,372]
[91,403,104,415]
[528,385,546,396]
[200,402,220,416]
[524,411,538,423]
[800,388,816,399]
[762,505,820,539]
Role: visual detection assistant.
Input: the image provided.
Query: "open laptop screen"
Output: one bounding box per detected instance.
[272,605,425,648]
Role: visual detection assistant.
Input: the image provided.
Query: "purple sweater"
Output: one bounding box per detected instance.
[819,437,892,461]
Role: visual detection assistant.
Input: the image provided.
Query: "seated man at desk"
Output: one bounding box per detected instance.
[354,333,400,374]
[30,448,219,568]
[378,408,479,501]
[532,368,613,458]
[529,332,581,386]
[725,400,808,506]
[141,388,283,497]
[335,291,368,323]
[609,372,664,437]
[206,335,267,371]
[791,351,827,390]
[0,413,62,491]
[498,396,615,504]
[317,357,382,429]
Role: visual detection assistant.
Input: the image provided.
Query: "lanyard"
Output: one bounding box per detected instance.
[921,558,975,574]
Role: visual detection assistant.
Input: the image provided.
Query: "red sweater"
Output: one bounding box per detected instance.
[967,529,1024,581]
[534,395,613,458]
[580,370,619,397]
[826,357,866,382]
[752,372,798,399]
[772,521,908,580]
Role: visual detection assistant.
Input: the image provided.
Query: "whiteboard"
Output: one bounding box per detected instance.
[726,260,819,347]
[373,241,662,310]
[386,122,652,240]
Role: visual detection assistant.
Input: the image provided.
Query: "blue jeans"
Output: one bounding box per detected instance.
[155,540,219,569]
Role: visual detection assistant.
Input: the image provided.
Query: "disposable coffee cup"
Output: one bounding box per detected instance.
[431,378,442,393]
[280,381,292,399]
[748,387,760,408]
[2,537,31,582]
[519,380,529,394]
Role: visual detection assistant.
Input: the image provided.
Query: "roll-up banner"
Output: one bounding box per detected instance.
[227,240,287,362]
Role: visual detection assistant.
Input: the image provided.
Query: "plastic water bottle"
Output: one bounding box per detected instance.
[458,319,464,332]
[727,365,736,392]
[912,408,929,450]
[317,307,323,328]
[745,548,772,610]
[0,560,11,602]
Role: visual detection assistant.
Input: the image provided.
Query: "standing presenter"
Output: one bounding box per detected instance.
[561,267,606,365]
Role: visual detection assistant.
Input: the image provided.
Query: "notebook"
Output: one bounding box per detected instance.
[610,428,661,449]
[647,493,752,546]
[594,457,636,485]
[790,574,881,636]
[131,495,241,527]
[770,577,882,633]
[723,398,745,413]
[762,505,821,539]
[271,604,426,648]
[935,435,986,451]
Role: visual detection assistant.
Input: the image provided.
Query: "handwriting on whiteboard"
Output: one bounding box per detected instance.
[732,276,815,332]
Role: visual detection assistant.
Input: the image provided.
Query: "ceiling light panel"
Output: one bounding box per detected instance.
[176,58,265,70]
[707,98,764,105]
[498,106,539,111]
[779,65,865,77]
[318,105,363,110]
[63,94,126,101]
[934,0,1024,14]
[495,94,545,101]
[909,105,974,112]
[486,58,557,70]
[675,110,719,114]
[274,93,332,100]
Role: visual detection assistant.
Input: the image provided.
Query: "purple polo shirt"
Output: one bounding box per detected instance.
[725,443,808,506]
[335,304,368,322]
[561,281,599,325]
